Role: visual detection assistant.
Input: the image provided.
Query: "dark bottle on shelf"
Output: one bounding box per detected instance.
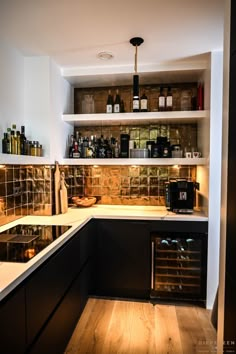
[140,91,148,112]
[106,89,113,113]
[69,135,75,158]
[98,135,106,158]
[166,86,173,111]
[114,89,121,113]
[120,100,125,113]
[132,75,140,112]
[158,86,165,111]
[20,126,26,155]
[197,83,204,110]
[2,133,10,154]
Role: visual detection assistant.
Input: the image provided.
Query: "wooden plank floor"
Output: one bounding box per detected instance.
[65,298,217,354]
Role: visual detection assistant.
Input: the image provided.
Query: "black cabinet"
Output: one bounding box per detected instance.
[25,220,95,352]
[29,260,92,354]
[25,232,81,346]
[0,286,26,354]
[94,219,150,298]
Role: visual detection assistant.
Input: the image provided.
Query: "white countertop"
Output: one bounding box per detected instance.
[0,205,208,301]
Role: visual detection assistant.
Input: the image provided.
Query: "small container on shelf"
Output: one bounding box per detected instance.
[82,95,95,114]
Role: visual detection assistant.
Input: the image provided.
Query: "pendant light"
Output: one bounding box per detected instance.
[130,37,144,112]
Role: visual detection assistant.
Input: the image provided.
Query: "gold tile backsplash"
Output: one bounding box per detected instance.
[0,162,196,223]
[0,165,53,219]
[63,165,196,206]
[74,123,198,152]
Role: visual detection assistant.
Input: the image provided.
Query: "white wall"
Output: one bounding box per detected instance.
[24,57,51,158]
[0,42,25,145]
[49,59,74,162]
[24,56,73,162]
[206,50,223,309]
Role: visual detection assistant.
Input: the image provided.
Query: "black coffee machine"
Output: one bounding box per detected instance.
[165,179,199,214]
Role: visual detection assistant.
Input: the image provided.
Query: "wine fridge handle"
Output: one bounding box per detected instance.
[151,241,154,290]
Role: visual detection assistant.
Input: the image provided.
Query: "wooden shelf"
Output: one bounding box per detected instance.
[63,110,209,127]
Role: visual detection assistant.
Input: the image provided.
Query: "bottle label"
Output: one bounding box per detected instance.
[159,97,165,107]
[106,104,113,113]
[133,99,139,110]
[114,104,120,113]
[141,99,147,110]
[166,96,173,107]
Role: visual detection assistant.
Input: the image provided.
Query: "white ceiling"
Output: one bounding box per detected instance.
[0,0,225,84]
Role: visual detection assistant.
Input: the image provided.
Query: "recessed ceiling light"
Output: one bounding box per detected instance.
[97,51,114,60]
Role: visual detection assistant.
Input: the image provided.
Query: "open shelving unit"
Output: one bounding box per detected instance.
[62,110,209,127]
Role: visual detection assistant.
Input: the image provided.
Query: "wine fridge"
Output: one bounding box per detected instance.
[151,231,207,303]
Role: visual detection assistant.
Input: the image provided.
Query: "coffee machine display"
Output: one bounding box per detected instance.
[165,179,199,214]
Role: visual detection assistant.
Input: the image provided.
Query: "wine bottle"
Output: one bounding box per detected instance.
[140,91,148,112]
[20,126,27,155]
[166,86,173,111]
[114,89,121,113]
[106,89,113,113]
[158,86,165,111]
[132,75,140,112]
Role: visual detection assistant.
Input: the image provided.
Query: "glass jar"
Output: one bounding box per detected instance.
[82,95,95,114]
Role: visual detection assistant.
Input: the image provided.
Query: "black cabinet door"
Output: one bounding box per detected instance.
[25,220,95,349]
[79,219,95,268]
[26,232,81,347]
[0,286,26,354]
[29,260,92,354]
[95,219,150,298]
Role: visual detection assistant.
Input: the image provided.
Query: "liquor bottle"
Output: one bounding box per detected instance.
[132,75,140,112]
[140,91,148,112]
[120,100,125,113]
[2,133,10,154]
[16,131,21,154]
[113,140,120,158]
[197,83,204,110]
[114,89,121,113]
[20,126,27,155]
[166,86,173,111]
[10,130,16,154]
[6,128,11,153]
[106,90,113,113]
[98,135,106,158]
[69,135,75,158]
[73,141,80,158]
[158,86,165,111]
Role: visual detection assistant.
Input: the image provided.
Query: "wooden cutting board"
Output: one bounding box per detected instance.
[60,171,68,214]
[54,161,61,215]
[60,188,68,214]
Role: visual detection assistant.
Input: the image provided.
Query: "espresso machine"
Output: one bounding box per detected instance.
[165,179,199,213]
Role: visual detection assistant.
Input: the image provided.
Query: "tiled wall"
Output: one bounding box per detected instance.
[74,83,198,114]
[63,165,196,206]
[0,165,53,219]
[74,123,198,154]
[0,163,196,223]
